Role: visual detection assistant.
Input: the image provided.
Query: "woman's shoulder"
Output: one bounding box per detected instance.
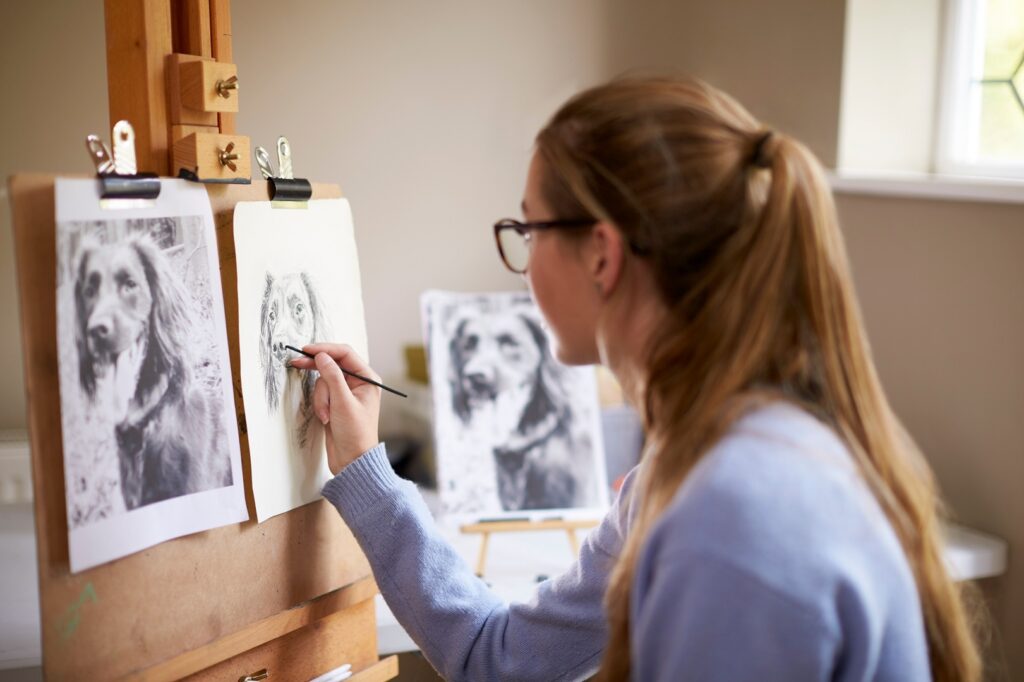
[645,401,919,616]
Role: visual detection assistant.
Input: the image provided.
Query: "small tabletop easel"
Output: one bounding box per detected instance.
[461,518,600,577]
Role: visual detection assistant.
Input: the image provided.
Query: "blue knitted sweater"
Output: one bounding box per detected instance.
[322,403,930,681]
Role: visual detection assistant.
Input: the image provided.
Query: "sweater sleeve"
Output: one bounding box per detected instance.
[321,444,627,682]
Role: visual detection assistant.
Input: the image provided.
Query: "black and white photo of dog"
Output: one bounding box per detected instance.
[258,271,327,450]
[71,227,232,511]
[427,292,606,516]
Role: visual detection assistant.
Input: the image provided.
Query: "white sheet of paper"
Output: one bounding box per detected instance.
[234,199,369,522]
[54,178,248,573]
[422,290,609,524]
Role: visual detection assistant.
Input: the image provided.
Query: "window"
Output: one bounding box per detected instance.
[938,0,1024,178]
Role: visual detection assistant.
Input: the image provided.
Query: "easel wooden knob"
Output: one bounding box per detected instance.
[460,518,601,577]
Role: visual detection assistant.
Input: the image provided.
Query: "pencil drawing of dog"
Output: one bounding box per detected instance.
[259,272,327,450]
[74,234,232,511]
[448,311,588,511]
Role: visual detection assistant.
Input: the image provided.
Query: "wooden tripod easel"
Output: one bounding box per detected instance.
[6,2,396,679]
[461,518,600,577]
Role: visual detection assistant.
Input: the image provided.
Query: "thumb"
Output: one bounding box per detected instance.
[314,352,353,405]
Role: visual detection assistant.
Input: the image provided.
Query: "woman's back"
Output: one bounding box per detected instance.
[632,402,929,680]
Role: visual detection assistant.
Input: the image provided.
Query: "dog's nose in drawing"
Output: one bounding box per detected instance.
[272,339,290,362]
[88,319,112,346]
[466,372,497,398]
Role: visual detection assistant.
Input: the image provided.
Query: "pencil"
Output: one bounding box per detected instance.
[285,345,408,398]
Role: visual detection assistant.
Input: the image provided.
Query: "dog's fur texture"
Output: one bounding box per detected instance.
[448,312,586,511]
[258,272,327,448]
[74,234,232,511]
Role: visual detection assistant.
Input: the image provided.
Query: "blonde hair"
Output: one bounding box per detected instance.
[535,76,982,682]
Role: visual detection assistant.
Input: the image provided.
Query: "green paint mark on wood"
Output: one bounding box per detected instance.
[58,582,98,642]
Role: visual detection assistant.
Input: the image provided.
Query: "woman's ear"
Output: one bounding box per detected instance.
[588,221,625,299]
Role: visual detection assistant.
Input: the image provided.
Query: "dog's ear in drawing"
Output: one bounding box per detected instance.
[516,314,570,436]
[448,316,474,424]
[298,272,327,412]
[259,272,279,411]
[130,235,195,402]
[73,240,99,398]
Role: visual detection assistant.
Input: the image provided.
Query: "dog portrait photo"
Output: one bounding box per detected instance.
[423,290,609,520]
[234,199,368,522]
[55,178,247,573]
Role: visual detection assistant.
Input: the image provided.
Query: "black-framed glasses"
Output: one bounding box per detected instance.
[492,217,596,274]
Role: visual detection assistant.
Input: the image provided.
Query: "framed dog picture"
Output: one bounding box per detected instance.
[54,178,248,573]
[422,290,610,522]
[234,199,369,522]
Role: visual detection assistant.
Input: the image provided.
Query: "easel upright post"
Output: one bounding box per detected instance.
[104,0,174,176]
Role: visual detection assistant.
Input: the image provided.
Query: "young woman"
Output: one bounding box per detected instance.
[292,77,981,681]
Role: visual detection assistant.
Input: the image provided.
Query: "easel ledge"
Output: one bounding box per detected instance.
[461,518,601,577]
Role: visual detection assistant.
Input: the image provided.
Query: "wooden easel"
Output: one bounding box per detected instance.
[461,518,600,577]
[8,2,397,679]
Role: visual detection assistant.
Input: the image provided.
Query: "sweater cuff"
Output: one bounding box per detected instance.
[321,443,401,515]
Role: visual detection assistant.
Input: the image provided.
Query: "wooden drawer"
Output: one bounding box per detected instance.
[187,598,395,682]
[120,576,384,681]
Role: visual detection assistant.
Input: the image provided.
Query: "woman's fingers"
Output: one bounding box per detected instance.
[302,343,380,382]
[312,374,331,424]
[289,355,316,370]
[314,352,354,409]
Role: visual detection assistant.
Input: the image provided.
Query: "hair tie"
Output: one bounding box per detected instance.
[750,131,774,169]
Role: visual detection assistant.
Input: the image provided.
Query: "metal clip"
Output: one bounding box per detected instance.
[255,137,311,205]
[112,120,137,175]
[85,135,115,175]
[277,136,293,180]
[238,669,268,682]
[84,122,160,206]
[255,146,276,180]
[216,75,239,98]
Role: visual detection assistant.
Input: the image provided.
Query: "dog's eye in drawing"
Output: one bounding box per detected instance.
[460,334,479,353]
[268,306,277,324]
[120,276,138,293]
[497,333,524,360]
[292,301,305,320]
[83,272,100,300]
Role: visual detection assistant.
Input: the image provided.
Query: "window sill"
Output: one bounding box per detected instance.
[828,170,1024,205]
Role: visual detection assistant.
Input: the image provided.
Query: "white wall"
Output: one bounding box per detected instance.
[838,0,944,173]
[0,2,109,429]
[232,1,619,431]
[0,0,620,431]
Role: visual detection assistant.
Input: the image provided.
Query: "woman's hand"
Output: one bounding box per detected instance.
[289,343,381,475]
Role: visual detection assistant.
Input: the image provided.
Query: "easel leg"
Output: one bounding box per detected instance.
[566,529,580,556]
[475,532,491,577]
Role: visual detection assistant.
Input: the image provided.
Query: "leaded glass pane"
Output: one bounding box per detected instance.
[976,82,1024,159]
[971,0,1024,165]
[981,0,1024,77]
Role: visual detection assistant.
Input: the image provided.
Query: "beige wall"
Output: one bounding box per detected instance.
[839,194,1024,678]
[0,2,109,428]
[605,0,847,167]
[1,0,1020,677]
[230,0,619,429]
[0,0,620,429]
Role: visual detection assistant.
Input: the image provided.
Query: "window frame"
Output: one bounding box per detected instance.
[935,0,1024,179]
